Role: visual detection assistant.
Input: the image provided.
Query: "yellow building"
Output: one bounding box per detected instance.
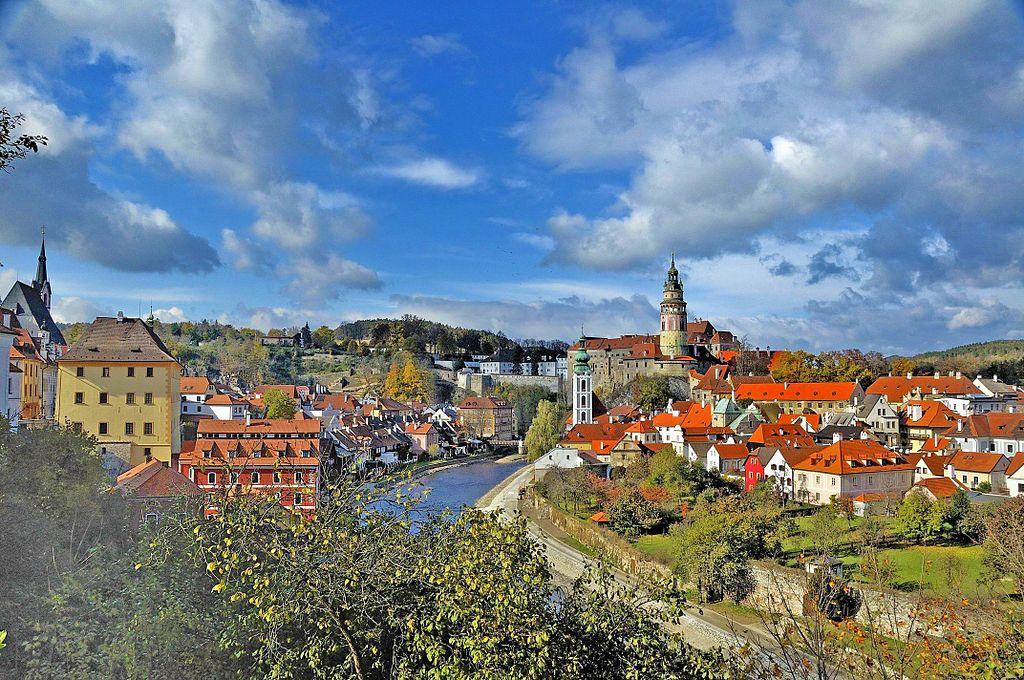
[10,326,44,420]
[57,314,181,467]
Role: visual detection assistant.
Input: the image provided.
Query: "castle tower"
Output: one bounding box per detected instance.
[572,332,593,425]
[659,253,687,358]
[32,229,51,310]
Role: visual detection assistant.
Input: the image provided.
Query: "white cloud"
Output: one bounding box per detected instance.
[279,254,382,301]
[512,232,555,251]
[218,305,320,332]
[51,296,109,324]
[152,306,189,323]
[373,157,482,189]
[252,181,370,252]
[410,33,466,57]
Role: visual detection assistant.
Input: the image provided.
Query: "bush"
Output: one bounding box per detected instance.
[802,570,861,621]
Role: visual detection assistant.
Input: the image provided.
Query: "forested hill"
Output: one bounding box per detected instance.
[905,339,1024,384]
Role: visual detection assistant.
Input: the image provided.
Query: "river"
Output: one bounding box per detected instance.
[407,458,524,515]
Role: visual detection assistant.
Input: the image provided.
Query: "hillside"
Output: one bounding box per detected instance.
[907,339,1024,383]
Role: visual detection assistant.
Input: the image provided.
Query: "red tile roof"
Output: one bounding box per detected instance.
[734,382,859,402]
[180,377,212,394]
[946,450,1007,474]
[197,418,321,435]
[867,375,980,402]
[713,443,750,460]
[904,400,960,429]
[792,439,915,475]
[206,394,248,406]
[749,423,815,448]
[912,476,970,499]
[116,459,202,498]
[1006,453,1024,478]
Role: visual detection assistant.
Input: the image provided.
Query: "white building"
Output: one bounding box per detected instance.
[206,394,250,421]
[947,413,1024,455]
[533,447,607,479]
[180,376,217,419]
[1007,454,1024,497]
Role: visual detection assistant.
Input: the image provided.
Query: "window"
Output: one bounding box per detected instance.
[145,392,153,405]
[273,471,281,484]
[250,471,259,484]
[144,512,159,524]
[74,392,84,404]
[143,422,153,436]
[301,449,312,458]
[294,492,303,506]
[230,472,239,484]
[207,471,216,484]
[146,367,154,377]
[126,392,135,405]
[99,392,108,404]
[124,422,134,436]
[102,367,110,377]
[144,447,151,457]
[99,422,108,435]
[76,366,84,377]
[295,471,304,484]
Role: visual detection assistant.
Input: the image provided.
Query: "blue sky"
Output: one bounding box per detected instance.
[1,1,1023,354]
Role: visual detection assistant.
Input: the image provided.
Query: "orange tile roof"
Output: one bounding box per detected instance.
[778,412,822,430]
[904,400,961,429]
[919,437,953,453]
[946,450,1007,474]
[197,418,320,435]
[625,420,656,434]
[206,394,248,406]
[404,422,434,435]
[734,382,858,402]
[458,395,511,410]
[868,375,980,402]
[713,443,750,460]
[180,377,212,394]
[792,439,915,475]
[912,476,970,499]
[116,459,201,497]
[949,412,1024,439]
[749,423,815,448]
[561,422,631,454]
[589,511,610,523]
[917,452,953,475]
[1006,453,1024,478]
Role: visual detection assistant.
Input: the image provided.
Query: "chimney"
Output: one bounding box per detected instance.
[932,387,938,395]
[245,412,251,426]
[714,367,721,379]
[957,419,963,432]
[907,372,913,380]
[955,371,962,379]
[994,374,999,382]
[832,431,842,443]
[934,371,940,379]
[116,311,125,323]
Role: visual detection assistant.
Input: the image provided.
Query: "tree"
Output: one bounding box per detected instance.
[400,358,424,401]
[631,375,673,412]
[262,388,297,418]
[311,325,337,351]
[493,383,555,436]
[897,492,939,544]
[982,496,1024,596]
[525,400,567,460]
[802,570,861,621]
[890,357,917,376]
[646,447,685,494]
[0,108,47,173]
[674,511,756,604]
[609,487,662,539]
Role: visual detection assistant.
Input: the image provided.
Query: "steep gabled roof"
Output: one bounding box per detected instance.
[946,450,1007,474]
[2,281,65,345]
[868,375,981,401]
[61,316,175,363]
[792,439,915,475]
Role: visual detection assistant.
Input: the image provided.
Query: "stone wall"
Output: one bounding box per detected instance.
[491,373,562,394]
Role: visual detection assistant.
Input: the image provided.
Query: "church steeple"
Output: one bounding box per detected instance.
[32,228,51,310]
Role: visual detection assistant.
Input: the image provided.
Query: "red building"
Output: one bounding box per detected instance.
[177,417,321,513]
[743,451,770,492]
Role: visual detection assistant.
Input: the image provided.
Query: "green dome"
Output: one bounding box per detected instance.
[573,335,592,375]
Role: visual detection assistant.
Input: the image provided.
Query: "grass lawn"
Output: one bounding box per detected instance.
[847,544,998,597]
[635,534,678,567]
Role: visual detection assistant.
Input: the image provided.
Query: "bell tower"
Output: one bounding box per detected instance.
[572,331,593,425]
[659,253,686,358]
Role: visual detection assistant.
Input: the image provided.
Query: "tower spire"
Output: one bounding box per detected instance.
[33,226,47,289]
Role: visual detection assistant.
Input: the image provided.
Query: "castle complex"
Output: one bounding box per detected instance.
[569,256,739,392]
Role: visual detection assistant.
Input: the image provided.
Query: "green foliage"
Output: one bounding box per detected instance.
[630,375,674,413]
[525,400,567,460]
[673,493,785,603]
[262,388,297,418]
[493,383,556,436]
[982,496,1024,596]
[646,448,685,493]
[609,487,662,539]
[311,325,337,350]
[808,506,845,556]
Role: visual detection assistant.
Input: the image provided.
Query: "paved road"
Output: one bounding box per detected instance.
[476,465,743,651]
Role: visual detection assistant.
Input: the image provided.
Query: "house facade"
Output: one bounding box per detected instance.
[791,439,916,505]
[56,314,182,468]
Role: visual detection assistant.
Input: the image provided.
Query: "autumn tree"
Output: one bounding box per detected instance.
[982,496,1024,596]
[311,325,337,351]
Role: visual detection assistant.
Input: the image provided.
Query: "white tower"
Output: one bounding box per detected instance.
[572,332,593,425]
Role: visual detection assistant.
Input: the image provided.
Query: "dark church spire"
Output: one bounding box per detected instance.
[33,227,47,290]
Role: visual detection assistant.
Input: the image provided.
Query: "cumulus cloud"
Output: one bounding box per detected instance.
[279,254,382,302]
[410,33,467,57]
[218,304,323,332]
[373,157,482,189]
[152,306,189,323]
[391,293,658,342]
[51,296,109,324]
[516,0,1024,347]
[5,0,381,297]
